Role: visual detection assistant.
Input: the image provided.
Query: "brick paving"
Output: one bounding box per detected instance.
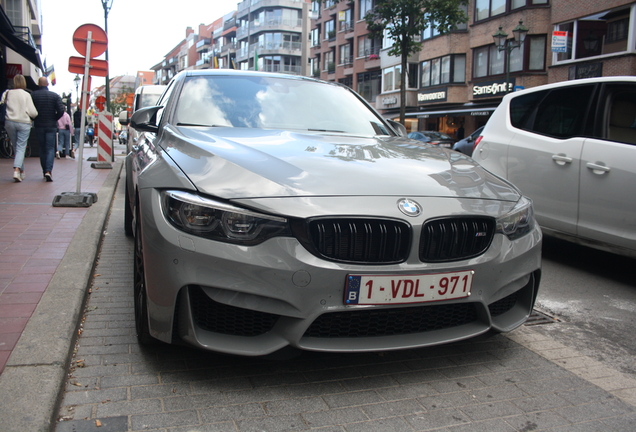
[0,146,111,375]
[54,174,636,431]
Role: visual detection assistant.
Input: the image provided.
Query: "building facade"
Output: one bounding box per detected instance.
[0,0,43,93]
[148,0,636,141]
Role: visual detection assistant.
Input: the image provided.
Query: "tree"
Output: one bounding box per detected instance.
[109,85,134,116]
[322,0,467,125]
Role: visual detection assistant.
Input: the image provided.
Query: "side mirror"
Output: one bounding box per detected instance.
[387,119,407,137]
[130,106,162,134]
[118,111,129,126]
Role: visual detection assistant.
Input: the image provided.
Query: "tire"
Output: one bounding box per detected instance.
[124,185,133,237]
[133,206,156,345]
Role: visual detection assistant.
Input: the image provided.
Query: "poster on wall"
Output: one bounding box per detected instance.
[551,31,570,53]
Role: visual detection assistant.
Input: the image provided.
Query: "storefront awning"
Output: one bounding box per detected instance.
[405,105,498,118]
[0,9,43,70]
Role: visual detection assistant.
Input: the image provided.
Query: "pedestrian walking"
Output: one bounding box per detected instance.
[31,76,65,182]
[2,74,38,182]
[72,108,83,158]
[56,110,72,158]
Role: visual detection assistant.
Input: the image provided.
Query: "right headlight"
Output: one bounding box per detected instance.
[496,196,535,240]
[162,190,291,245]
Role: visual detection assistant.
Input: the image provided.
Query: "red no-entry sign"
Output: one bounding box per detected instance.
[72,24,108,58]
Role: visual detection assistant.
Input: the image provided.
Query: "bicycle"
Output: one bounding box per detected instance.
[0,128,13,159]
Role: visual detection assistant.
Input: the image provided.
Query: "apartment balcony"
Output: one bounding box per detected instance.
[221,43,238,54]
[224,17,237,31]
[196,38,211,52]
[249,41,302,57]
[238,0,305,17]
[196,57,210,68]
[261,64,302,75]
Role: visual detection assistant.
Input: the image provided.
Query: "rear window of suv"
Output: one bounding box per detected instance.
[510,85,595,139]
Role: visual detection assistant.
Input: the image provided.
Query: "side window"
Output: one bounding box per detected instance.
[604,85,636,145]
[510,90,546,130]
[511,85,594,139]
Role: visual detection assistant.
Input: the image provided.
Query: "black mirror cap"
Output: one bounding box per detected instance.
[387,119,407,137]
[130,106,162,133]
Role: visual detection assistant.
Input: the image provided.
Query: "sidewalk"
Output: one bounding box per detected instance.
[0,144,122,430]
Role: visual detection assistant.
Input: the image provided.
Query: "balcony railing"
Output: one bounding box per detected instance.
[260,64,302,75]
[13,26,37,48]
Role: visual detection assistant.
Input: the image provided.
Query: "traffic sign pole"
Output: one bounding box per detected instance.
[54,25,109,207]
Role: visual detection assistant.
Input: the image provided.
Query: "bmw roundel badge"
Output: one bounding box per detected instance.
[397,198,422,217]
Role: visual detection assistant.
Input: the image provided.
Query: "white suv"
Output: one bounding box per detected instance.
[473,76,636,258]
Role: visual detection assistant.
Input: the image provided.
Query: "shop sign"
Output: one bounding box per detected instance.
[473,79,514,98]
[418,88,447,103]
[6,64,23,79]
[569,63,602,80]
[382,96,398,105]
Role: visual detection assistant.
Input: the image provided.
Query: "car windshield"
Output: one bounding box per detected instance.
[173,75,390,136]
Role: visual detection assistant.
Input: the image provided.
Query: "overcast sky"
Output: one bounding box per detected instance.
[40,0,236,97]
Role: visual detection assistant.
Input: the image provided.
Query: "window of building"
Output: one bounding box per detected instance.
[555,6,631,62]
[339,77,353,89]
[383,64,418,91]
[420,54,466,87]
[325,20,336,40]
[310,28,321,47]
[358,34,382,58]
[340,43,353,66]
[357,71,381,102]
[325,50,335,73]
[422,4,468,40]
[310,56,321,77]
[360,0,374,21]
[476,0,548,21]
[340,8,354,32]
[473,35,545,78]
[311,1,320,14]
[5,0,22,25]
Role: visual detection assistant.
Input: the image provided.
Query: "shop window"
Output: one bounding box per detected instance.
[555,6,631,62]
[421,54,466,87]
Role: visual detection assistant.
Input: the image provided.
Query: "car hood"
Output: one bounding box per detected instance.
[161,126,520,201]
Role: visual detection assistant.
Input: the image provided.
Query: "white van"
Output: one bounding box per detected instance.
[119,85,166,150]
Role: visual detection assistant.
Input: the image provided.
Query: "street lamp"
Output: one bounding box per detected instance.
[492,20,529,94]
[73,74,81,108]
[101,0,114,112]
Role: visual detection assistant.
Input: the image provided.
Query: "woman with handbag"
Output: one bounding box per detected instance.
[2,74,38,182]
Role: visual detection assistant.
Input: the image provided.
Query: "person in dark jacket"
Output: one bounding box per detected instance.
[31,76,65,182]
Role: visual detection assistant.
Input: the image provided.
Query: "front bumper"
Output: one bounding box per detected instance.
[139,189,542,356]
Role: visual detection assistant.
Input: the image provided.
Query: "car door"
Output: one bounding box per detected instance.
[577,84,636,252]
[504,84,596,235]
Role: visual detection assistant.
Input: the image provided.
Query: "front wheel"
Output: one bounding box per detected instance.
[133,206,156,345]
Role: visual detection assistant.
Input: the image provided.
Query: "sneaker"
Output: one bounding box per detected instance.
[70,150,75,159]
[13,171,21,182]
[44,172,53,182]
[20,171,25,180]
[55,151,60,159]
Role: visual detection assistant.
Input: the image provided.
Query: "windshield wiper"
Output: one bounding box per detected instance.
[308,128,345,133]
[176,123,224,127]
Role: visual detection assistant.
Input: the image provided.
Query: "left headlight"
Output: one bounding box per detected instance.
[162,190,292,245]
[496,196,536,241]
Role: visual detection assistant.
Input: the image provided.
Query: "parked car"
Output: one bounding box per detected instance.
[453,125,485,156]
[125,69,541,356]
[472,76,636,258]
[407,131,455,148]
[119,85,166,152]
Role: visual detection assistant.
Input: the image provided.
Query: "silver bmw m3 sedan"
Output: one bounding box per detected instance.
[124,69,541,356]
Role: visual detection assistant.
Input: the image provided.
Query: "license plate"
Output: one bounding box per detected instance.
[344,271,473,305]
